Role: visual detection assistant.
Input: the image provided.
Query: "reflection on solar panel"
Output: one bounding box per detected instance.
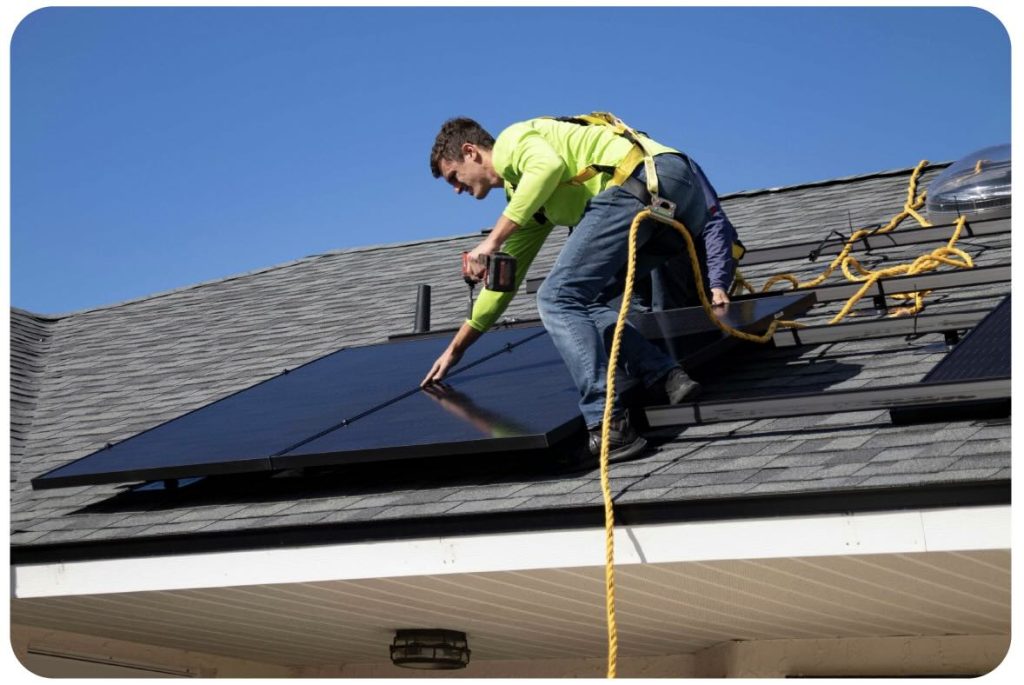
[890,294,1011,423]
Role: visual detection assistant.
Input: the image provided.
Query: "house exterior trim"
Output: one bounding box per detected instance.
[12,504,1009,599]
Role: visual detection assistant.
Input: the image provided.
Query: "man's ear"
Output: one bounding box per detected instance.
[461,142,478,161]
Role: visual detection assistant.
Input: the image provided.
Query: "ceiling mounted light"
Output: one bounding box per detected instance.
[390,629,470,670]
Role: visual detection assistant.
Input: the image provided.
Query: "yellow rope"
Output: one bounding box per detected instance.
[751,161,974,323]
[599,208,804,678]
[827,215,971,322]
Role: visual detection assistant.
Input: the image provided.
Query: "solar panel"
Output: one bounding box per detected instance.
[889,294,1011,423]
[30,327,546,489]
[630,294,813,341]
[32,293,815,489]
[915,295,1010,382]
[273,332,584,468]
[629,293,816,371]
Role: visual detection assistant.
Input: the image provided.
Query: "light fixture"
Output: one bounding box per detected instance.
[390,629,471,670]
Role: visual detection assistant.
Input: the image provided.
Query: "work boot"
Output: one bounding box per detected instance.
[588,415,648,463]
[663,367,702,404]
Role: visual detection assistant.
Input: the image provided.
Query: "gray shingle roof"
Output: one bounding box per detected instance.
[9,308,58,473]
[9,162,1011,551]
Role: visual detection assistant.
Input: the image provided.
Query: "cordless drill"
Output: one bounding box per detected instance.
[462,252,517,316]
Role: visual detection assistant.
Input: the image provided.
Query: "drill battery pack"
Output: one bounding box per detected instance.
[462,252,517,292]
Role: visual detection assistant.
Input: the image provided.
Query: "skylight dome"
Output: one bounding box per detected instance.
[926,144,1011,224]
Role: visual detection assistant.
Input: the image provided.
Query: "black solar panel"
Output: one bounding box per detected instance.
[630,293,816,371]
[274,332,583,468]
[31,327,547,488]
[919,295,1011,382]
[890,294,1010,423]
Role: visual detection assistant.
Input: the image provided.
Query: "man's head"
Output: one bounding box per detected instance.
[430,117,502,200]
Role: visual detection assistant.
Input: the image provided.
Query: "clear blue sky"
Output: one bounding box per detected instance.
[10,6,1011,314]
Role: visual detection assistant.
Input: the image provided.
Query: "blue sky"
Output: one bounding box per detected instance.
[9,5,1011,314]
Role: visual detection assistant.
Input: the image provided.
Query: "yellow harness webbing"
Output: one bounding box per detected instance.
[553,112,662,197]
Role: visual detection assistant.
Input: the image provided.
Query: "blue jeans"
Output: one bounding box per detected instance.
[537,153,710,428]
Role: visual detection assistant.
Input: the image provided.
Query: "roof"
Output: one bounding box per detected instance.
[9,162,1011,559]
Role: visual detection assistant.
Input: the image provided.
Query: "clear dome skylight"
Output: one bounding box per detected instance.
[926,144,1011,224]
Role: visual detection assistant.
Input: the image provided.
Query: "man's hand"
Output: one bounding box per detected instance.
[421,346,464,387]
[464,238,498,282]
[711,287,731,307]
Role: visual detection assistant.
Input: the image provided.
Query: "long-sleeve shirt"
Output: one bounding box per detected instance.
[686,157,738,292]
[467,117,734,332]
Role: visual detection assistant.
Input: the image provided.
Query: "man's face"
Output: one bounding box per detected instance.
[439,147,494,200]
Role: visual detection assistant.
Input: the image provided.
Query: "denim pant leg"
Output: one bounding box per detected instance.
[537,153,708,428]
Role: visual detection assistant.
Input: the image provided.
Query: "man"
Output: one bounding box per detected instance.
[421,115,737,461]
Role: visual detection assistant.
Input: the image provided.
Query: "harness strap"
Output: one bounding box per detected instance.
[617,166,747,263]
[553,113,660,196]
[549,113,747,264]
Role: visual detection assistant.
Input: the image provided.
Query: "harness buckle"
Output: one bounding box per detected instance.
[649,195,677,223]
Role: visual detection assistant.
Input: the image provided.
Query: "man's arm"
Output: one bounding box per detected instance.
[421,218,554,386]
[421,321,482,387]
[466,214,520,268]
[690,159,738,305]
[422,216,521,389]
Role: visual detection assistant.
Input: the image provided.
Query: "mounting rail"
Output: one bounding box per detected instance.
[645,378,1010,428]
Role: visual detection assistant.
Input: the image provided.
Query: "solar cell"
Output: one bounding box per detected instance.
[918,295,1010,382]
[628,293,816,372]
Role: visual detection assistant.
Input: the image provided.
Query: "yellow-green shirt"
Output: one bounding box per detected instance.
[467,118,677,333]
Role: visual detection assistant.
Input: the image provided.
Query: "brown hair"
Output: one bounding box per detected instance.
[430,117,495,178]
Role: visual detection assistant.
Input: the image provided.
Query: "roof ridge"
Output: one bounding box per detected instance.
[720,161,951,200]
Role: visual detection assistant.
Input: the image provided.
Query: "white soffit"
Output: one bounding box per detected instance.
[11,505,1010,599]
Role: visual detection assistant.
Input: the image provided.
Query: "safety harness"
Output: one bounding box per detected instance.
[551,112,747,264]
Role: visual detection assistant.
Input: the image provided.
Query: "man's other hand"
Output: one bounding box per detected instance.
[421,346,464,387]
[711,287,731,306]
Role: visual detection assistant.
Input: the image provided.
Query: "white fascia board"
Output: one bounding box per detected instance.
[12,505,1009,599]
